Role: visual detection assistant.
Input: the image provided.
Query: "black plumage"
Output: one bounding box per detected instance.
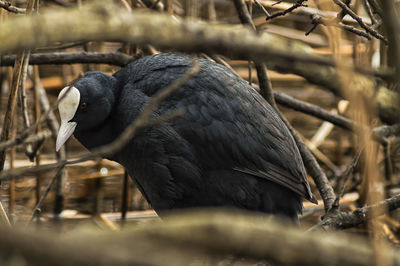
[62,54,315,220]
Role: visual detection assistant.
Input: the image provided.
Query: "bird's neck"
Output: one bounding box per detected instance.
[74,119,118,159]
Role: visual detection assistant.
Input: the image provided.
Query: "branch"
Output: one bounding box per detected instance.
[306,14,372,41]
[0,3,397,124]
[378,0,400,83]
[265,0,307,21]
[0,52,137,67]
[333,0,387,43]
[232,0,275,110]
[311,193,400,231]
[274,91,354,131]
[256,0,372,25]
[0,130,52,152]
[0,0,26,13]
[274,91,388,144]
[2,211,400,266]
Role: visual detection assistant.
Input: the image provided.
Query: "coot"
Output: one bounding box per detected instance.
[56,54,315,220]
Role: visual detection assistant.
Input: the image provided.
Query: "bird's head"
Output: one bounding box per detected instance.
[56,72,117,151]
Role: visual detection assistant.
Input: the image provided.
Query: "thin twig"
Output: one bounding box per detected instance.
[19,52,35,160]
[121,169,130,224]
[28,166,63,225]
[362,0,377,25]
[306,14,372,41]
[333,0,387,43]
[232,0,275,108]
[0,200,11,226]
[265,0,307,21]
[0,0,36,171]
[332,148,363,209]
[0,130,52,152]
[254,0,270,17]
[273,90,387,144]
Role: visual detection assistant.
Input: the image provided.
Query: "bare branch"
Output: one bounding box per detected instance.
[0,52,137,67]
[0,0,26,13]
[265,0,307,21]
[333,0,387,43]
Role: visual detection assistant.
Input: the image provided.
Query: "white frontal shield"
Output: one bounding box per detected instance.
[56,86,80,151]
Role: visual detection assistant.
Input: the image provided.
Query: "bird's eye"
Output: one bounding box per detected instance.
[80,102,87,110]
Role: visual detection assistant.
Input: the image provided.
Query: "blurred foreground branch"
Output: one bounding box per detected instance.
[0,2,398,123]
[1,211,400,266]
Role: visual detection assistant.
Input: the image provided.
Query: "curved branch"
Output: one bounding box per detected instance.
[0,3,397,124]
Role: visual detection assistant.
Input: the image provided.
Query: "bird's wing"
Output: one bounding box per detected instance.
[120,54,315,202]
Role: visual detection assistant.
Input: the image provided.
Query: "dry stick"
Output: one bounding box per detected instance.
[0,7,396,83]
[52,123,66,218]
[0,52,136,67]
[19,52,35,160]
[383,142,393,182]
[333,0,387,43]
[120,169,130,224]
[0,54,25,171]
[274,91,388,144]
[336,0,350,21]
[0,200,10,226]
[310,193,400,231]
[8,117,17,219]
[33,60,67,220]
[0,73,73,155]
[367,0,383,18]
[232,0,275,106]
[31,75,67,217]
[378,0,400,82]
[274,91,355,131]
[6,211,400,266]
[254,0,271,17]
[0,0,36,171]
[206,0,216,21]
[265,0,306,21]
[34,41,87,51]
[0,131,52,152]
[33,66,42,206]
[372,124,400,138]
[0,51,390,81]
[0,0,26,13]
[0,0,38,226]
[257,0,373,25]
[362,0,378,26]
[306,14,372,41]
[332,148,363,209]
[0,52,30,227]
[28,166,63,224]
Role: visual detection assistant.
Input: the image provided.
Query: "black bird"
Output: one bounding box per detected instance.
[56,54,316,220]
